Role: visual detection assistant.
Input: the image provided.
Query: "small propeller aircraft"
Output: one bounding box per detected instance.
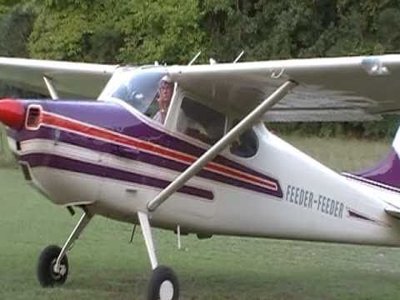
[2,54,400,300]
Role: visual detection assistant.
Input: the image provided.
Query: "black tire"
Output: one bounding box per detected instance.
[37,245,69,287]
[147,265,179,300]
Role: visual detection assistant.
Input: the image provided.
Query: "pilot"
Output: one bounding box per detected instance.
[153,75,174,124]
[153,75,209,142]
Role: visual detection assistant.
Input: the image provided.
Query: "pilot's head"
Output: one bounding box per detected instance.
[158,75,174,111]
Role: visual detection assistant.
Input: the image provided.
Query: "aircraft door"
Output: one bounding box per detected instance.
[95,127,149,220]
[47,124,103,206]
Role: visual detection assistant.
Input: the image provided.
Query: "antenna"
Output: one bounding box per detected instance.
[233,50,245,63]
[188,51,202,66]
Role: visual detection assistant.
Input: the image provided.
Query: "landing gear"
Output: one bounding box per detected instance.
[36,209,179,298]
[37,245,69,287]
[138,211,180,300]
[36,211,92,288]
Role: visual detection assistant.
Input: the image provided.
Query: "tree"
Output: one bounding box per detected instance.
[0,2,36,58]
[117,0,205,64]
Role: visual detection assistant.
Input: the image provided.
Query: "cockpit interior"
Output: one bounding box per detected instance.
[99,66,258,158]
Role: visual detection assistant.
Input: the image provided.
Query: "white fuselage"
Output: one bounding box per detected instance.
[10,116,400,247]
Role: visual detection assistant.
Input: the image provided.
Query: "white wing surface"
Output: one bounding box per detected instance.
[0,57,118,98]
[168,55,400,121]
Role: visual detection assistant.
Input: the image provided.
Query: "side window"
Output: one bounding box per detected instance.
[179,97,225,144]
[230,128,258,158]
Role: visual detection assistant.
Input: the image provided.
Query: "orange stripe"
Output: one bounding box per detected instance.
[42,112,278,191]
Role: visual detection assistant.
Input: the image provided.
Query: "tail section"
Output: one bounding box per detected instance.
[343,129,400,192]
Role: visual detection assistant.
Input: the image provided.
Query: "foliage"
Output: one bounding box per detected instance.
[1,0,400,137]
[28,0,204,64]
[270,117,398,140]
[28,1,123,62]
[0,2,39,99]
[118,0,204,64]
[0,2,35,58]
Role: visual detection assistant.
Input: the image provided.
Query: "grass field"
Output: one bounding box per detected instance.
[1,136,400,300]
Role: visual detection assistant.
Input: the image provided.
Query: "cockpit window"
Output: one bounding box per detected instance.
[99,67,167,115]
[230,127,259,158]
[180,97,225,144]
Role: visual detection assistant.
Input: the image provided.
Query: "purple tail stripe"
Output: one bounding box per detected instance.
[349,149,400,190]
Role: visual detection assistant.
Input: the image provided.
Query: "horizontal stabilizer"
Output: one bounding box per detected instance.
[385,208,400,219]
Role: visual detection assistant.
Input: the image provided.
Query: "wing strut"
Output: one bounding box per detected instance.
[147,80,297,212]
[43,76,59,100]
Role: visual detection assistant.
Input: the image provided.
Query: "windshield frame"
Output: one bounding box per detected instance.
[99,66,168,116]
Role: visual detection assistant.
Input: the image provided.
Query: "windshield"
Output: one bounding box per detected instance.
[99,66,167,115]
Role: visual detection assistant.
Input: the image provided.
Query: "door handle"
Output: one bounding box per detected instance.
[112,145,140,158]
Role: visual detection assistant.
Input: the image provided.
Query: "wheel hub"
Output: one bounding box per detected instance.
[51,259,66,279]
[159,280,174,300]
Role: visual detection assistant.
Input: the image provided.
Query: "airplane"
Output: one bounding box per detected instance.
[1,54,400,300]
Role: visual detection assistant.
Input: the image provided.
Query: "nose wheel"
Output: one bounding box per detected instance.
[36,210,179,299]
[37,245,69,287]
[36,211,92,288]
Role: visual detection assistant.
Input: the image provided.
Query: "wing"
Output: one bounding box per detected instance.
[168,55,400,122]
[0,57,118,99]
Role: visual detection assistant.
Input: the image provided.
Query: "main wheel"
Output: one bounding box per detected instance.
[147,265,179,300]
[37,245,69,287]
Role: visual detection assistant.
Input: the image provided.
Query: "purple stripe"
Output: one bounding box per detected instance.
[348,209,377,223]
[348,149,400,190]
[14,128,283,198]
[21,153,214,200]
[343,173,400,194]
[20,100,278,182]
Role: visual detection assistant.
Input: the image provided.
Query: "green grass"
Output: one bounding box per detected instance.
[285,135,390,172]
[1,137,400,299]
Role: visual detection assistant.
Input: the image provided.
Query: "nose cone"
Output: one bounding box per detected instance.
[0,98,25,130]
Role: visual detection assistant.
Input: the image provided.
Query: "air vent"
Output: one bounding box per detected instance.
[25,105,42,130]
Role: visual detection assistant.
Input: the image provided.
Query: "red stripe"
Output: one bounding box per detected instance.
[42,112,278,191]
